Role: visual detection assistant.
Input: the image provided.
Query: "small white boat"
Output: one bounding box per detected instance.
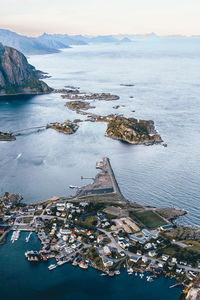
[26,232,32,243]
[57,261,66,266]
[48,264,57,270]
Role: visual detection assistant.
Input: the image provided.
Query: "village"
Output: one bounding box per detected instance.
[0,158,200,290]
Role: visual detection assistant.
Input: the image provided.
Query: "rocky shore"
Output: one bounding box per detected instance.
[106,116,163,145]
[0,131,16,141]
[0,43,52,96]
[60,89,120,101]
[46,121,79,134]
[66,100,95,111]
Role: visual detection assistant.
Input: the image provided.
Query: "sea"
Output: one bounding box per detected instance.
[0,39,200,299]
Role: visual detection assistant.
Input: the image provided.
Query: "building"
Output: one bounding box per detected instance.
[103,245,111,256]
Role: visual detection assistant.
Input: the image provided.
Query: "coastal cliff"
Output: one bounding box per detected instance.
[0,43,52,95]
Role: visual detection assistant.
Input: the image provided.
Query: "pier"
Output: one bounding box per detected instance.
[75,157,127,203]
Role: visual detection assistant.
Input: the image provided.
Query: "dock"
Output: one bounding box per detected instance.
[75,157,127,203]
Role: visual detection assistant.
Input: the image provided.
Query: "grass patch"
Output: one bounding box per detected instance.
[184,241,200,253]
[23,217,33,224]
[130,210,167,229]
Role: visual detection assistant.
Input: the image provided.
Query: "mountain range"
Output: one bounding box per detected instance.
[0,29,200,56]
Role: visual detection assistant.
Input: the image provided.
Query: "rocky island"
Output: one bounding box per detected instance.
[61,89,119,101]
[66,100,95,111]
[106,116,163,145]
[46,121,79,135]
[66,106,163,145]
[0,43,52,96]
[0,131,16,141]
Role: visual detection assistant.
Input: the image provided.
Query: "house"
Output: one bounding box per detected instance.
[103,245,111,256]
[171,257,177,264]
[160,225,173,231]
[144,243,152,250]
[60,228,71,235]
[180,260,187,266]
[118,239,129,249]
[101,255,114,267]
[130,256,140,263]
[148,250,156,257]
[129,234,148,244]
[61,212,66,218]
[162,254,169,261]
[97,235,104,243]
[158,261,165,268]
[64,247,74,255]
[142,256,148,263]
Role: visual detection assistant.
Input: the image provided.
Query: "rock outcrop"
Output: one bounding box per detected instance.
[180,275,200,300]
[0,43,52,95]
[106,116,162,145]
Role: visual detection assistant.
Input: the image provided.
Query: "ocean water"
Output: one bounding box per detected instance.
[1,39,199,299]
[0,40,199,226]
[0,232,182,300]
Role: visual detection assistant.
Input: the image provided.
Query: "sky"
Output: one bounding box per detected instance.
[0,0,199,36]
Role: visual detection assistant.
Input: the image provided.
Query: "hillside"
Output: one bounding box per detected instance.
[0,43,52,95]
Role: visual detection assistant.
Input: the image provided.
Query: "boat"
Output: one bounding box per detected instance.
[69,185,79,189]
[57,261,66,266]
[127,267,133,275]
[79,261,88,269]
[100,273,107,276]
[48,264,57,270]
[135,272,138,276]
[72,260,78,266]
[11,230,20,243]
[139,273,144,279]
[115,270,120,275]
[26,232,32,243]
[147,276,154,282]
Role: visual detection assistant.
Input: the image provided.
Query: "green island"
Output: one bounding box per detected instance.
[0,157,199,300]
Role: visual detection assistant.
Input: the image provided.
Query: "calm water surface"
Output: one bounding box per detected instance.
[0,41,199,225]
[0,40,199,299]
[0,232,182,300]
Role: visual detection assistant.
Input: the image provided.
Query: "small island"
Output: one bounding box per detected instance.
[66,107,162,146]
[66,101,95,111]
[46,121,79,135]
[0,131,16,141]
[60,89,120,101]
[106,116,163,145]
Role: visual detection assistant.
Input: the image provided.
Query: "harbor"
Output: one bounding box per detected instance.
[0,230,182,300]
